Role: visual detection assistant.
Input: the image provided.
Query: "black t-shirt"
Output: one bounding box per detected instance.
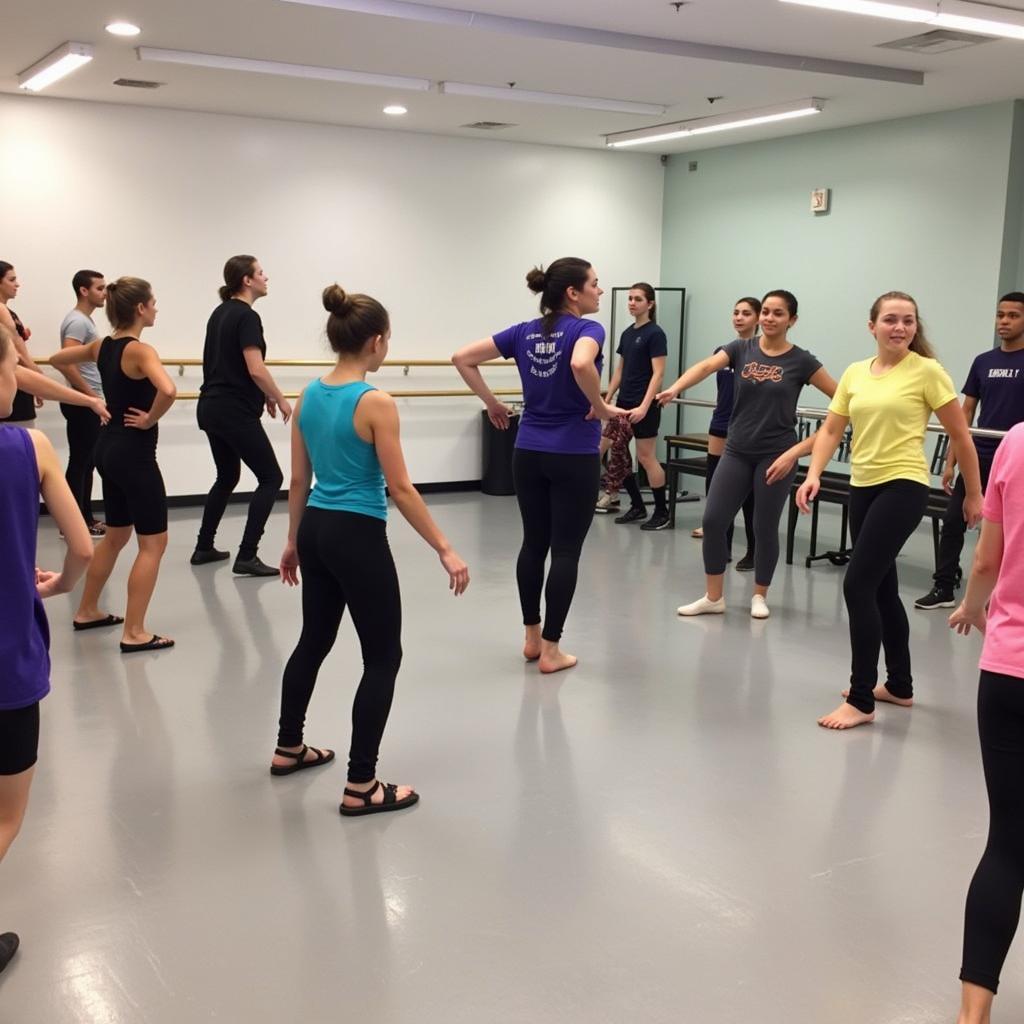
[616,321,668,407]
[963,346,1024,458]
[199,299,267,416]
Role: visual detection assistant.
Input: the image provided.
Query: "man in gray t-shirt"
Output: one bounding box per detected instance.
[59,270,107,530]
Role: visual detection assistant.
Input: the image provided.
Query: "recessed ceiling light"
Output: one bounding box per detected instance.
[106,21,141,37]
[383,105,407,115]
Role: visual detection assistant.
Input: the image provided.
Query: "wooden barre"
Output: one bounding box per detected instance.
[170,388,525,401]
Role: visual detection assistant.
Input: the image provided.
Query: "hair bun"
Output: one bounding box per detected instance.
[525,267,547,294]
[322,284,352,316]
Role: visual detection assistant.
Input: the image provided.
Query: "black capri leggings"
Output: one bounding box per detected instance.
[0,702,40,776]
[702,449,796,585]
[961,669,1024,995]
[842,479,928,714]
[512,449,600,643]
[277,507,402,784]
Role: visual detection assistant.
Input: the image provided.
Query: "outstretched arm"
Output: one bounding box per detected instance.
[655,350,730,406]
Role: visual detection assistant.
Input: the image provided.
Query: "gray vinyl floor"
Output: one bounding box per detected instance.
[1,493,1013,1024]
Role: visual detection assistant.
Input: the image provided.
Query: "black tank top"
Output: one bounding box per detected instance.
[0,310,34,423]
[97,337,159,445]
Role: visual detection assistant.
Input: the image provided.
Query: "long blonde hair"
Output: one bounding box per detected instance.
[869,291,935,359]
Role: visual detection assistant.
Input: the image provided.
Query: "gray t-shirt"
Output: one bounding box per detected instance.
[722,336,822,456]
[59,309,102,395]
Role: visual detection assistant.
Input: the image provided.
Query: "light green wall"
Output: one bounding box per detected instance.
[661,101,1021,432]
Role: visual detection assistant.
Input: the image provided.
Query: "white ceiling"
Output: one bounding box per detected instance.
[2,0,1024,152]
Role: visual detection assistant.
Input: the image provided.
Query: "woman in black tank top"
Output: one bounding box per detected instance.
[0,262,45,425]
[50,278,178,654]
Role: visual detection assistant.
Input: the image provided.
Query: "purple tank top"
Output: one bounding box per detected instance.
[0,427,50,710]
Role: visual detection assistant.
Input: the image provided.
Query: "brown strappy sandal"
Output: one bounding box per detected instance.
[339,780,419,817]
[270,745,335,776]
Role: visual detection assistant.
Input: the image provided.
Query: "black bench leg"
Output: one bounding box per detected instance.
[840,504,849,551]
[786,493,798,566]
[668,466,678,529]
[806,498,820,568]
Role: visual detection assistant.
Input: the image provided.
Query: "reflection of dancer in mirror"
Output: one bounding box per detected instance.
[658,290,836,620]
[594,283,670,530]
[797,292,981,730]
[0,325,93,976]
[274,285,468,816]
[454,258,624,673]
[949,423,1024,1024]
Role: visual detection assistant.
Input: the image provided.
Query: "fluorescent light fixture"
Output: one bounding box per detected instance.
[606,99,824,149]
[440,81,666,116]
[136,47,431,91]
[106,21,141,36]
[780,0,1024,41]
[18,42,94,92]
[383,104,407,115]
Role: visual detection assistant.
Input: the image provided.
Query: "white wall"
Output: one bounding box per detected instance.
[0,95,664,494]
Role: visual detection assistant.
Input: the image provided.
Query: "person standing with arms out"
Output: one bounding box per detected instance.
[916,292,1024,610]
[948,422,1024,1024]
[273,286,468,815]
[192,256,291,577]
[594,282,671,530]
[0,323,93,976]
[51,277,178,653]
[57,270,108,536]
[0,262,45,428]
[797,292,981,730]
[658,290,836,620]
[454,258,624,673]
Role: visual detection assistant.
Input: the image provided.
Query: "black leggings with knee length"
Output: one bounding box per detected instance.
[843,479,928,714]
[961,669,1024,995]
[277,507,402,783]
[512,449,600,643]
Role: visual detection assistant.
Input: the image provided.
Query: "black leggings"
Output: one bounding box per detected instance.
[706,452,755,557]
[702,449,796,585]
[512,449,600,643]
[961,669,1024,995]
[0,702,40,776]
[934,455,993,590]
[843,480,928,714]
[277,507,402,784]
[60,402,101,524]
[197,401,283,560]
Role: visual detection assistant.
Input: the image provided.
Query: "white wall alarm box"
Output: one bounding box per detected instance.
[811,188,831,213]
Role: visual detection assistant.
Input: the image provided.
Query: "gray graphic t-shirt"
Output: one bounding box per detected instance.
[722,336,822,456]
[59,309,102,395]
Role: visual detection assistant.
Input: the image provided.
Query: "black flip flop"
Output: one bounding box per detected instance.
[270,745,335,776]
[73,614,125,632]
[119,634,175,654]
[339,780,419,817]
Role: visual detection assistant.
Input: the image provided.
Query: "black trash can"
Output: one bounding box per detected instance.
[480,409,519,495]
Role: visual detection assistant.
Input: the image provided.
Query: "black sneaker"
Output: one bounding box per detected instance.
[614,506,647,525]
[232,556,280,578]
[735,552,755,572]
[0,932,19,975]
[640,509,671,531]
[914,587,956,610]
[190,547,231,566]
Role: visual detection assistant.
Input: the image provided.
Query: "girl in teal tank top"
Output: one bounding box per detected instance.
[272,285,470,817]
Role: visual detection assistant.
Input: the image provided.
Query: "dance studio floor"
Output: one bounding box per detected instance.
[3,494,1013,1023]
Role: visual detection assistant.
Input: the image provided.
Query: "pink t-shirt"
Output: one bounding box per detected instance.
[980,423,1024,679]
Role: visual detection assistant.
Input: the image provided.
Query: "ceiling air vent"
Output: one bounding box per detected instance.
[877,29,995,53]
[461,121,517,130]
[113,78,164,89]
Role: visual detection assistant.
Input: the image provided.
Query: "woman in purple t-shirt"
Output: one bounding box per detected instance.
[0,325,93,976]
[454,258,623,673]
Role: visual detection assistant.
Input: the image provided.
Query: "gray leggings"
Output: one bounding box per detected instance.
[702,449,798,585]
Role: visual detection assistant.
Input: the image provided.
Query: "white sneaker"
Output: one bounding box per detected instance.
[750,595,770,619]
[595,491,621,514]
[677,594,726,617]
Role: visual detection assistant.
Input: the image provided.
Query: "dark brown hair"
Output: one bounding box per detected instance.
[322,284,390,355]
[869,291,935,359]
[220,255,258,302]
[762,290,798,318]
[105,277,153,331]
[736,296,762,315]
[630,282,657,324]
[526,257,593,337]
[72,270,103,297]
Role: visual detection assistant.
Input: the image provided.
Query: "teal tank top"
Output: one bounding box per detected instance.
[300,379,387,521]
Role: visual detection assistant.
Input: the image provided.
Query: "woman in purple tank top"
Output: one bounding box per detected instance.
[0,325,93,976]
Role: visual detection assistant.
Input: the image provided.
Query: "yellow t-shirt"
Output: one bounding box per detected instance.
[829,351,957,487]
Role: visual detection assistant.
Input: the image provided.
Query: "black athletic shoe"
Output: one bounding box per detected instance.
[232,556,280,578]
[735,553,755,572]
[914,586,956,610]
[614,506,647,525]
[640,509,671,531]
[190,547,231,566]
[0,933,19,975]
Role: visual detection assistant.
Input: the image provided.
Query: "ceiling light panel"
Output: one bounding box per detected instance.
[18,42,94,92]
[440,82,666,116]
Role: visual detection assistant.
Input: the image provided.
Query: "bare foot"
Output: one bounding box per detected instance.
[841,684,913,707]
[271,743,334,770]
[121,629,174,647]
[539,647,578,674]
[341,778,416,809]
[74,608,113,626]
[523,625,542,662]
[691,527,704,539]
[818,703,875,730]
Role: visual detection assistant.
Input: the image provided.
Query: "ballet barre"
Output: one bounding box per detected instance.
[168,388,524,401]
[38,357,514,377]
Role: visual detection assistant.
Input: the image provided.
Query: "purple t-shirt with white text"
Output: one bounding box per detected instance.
[493,314,605,455]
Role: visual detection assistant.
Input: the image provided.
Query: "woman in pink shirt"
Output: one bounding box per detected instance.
[949,421,1024,1023]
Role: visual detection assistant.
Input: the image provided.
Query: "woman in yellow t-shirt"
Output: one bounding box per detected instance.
[796,291,982,731]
